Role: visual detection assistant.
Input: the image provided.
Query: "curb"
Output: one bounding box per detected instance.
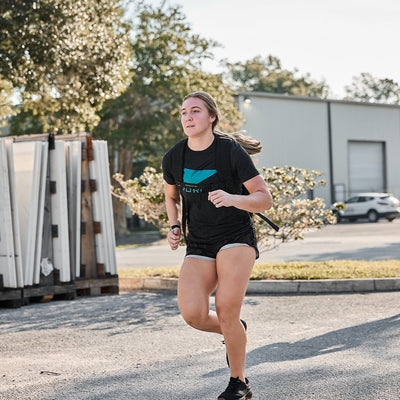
[119,277,400,294]
[119,277,178,292]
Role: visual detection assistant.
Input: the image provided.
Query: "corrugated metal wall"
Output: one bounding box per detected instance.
[239,93,400,204]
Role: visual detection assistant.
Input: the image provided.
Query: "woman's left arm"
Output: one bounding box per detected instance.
[208,175,273,213]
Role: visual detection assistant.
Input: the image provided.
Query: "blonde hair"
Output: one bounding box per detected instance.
[183,91,262,155]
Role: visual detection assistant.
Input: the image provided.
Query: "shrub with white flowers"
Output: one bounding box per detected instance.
[113,165,336,250]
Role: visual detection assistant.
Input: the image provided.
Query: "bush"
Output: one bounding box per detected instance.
[113,165,336,249]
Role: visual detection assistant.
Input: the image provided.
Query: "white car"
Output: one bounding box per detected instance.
[333,193,400,223]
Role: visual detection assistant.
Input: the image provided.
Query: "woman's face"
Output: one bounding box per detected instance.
[181,97,215,139]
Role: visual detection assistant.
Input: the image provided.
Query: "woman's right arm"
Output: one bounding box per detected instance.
[164,181,181,250]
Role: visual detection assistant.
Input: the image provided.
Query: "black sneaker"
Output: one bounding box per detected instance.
[218,377,253,400]
[225,319,247,367]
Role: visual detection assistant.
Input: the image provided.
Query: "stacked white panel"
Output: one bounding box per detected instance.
[5,140,23,288]
[0,135,117,296]
[0,141,17,288]
[65,141,82,278]
[13,142,47,286]
[89,141,107,272]
[50,141,71,282]
[33,142,49,285]
[96,141,117,275]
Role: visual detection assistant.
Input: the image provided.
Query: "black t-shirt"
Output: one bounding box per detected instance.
[162,136,259,244]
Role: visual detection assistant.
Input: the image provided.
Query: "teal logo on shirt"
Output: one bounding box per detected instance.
[183,168,217,184]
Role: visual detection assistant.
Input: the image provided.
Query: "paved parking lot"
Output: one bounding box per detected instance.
[116,219,400,269]
[2,220,399,399]
[1,291,400,399]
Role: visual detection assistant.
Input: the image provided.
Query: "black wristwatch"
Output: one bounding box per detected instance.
[170,224,181,231]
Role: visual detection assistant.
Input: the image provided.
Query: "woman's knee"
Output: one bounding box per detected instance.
[179,301,209,329]
[215,300,241,328]
[177,258,217,329]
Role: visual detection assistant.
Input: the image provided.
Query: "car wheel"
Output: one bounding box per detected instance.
[367,210,379,223]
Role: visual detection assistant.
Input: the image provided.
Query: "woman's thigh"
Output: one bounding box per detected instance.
[177,257,218,319]
[215,246,256,317]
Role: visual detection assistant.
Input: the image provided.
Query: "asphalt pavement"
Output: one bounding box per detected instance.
[116,219,400,269]
[1,291,400,399]
[1,219,399,399]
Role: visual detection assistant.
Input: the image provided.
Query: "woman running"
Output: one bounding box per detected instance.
[162,91,272,400]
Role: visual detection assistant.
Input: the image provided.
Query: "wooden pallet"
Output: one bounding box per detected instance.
[75,276,119,297]
[23,283,76,305]
[0,286,23,308]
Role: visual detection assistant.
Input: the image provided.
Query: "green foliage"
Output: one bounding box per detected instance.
[9,108,43,135]
[254,166,336,249]
[0,78,17,125]
[1,0,132,134]
[94,2,241,166]
[222,55,330,98]
[113,167,169,235]
[344,72,400,104]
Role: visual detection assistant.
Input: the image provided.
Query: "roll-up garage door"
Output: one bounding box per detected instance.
[348,141,385,196]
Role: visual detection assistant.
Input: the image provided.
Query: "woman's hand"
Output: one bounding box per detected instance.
[208,175,272,213]
[208,189,235,208]
[168,226,181,250]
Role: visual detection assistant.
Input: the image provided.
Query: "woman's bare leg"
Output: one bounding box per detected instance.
[215,246,255,381]
[177,257,221,333]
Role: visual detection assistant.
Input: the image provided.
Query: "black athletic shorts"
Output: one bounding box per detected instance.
[185,227,259,261]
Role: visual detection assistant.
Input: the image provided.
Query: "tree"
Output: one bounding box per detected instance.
[94,2,242,235]
[9,108,43,135]
[112,165,336,248]
[0,0,132,134]
[344,73,400,104]
[223,55,330,98]
[95,2,241,168]
[0,78,17,125]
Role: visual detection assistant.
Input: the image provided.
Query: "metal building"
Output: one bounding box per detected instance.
[238,92,400,205]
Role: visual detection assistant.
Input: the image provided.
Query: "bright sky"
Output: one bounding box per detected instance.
[140,0,400,98]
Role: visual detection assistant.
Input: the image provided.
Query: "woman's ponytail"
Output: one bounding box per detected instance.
[214,130,262,155]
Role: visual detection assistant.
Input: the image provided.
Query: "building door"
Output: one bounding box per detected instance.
[348,141,385,197]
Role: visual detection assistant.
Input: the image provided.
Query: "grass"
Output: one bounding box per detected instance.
[118,266,181,278]
[118,260,400,280]
[116,243,153,249]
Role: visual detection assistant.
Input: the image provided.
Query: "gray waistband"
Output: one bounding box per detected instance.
[219,243,250,251]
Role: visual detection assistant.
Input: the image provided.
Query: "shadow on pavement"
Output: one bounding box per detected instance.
[247,313,400,365]
[0,292,180,336]
[202,313,400,380]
